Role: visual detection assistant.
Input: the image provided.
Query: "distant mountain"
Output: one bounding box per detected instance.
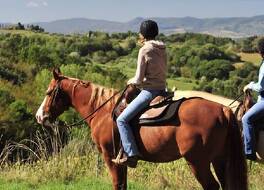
[31,15,264,38]
[34,18,125,34]
[0,23,11,27]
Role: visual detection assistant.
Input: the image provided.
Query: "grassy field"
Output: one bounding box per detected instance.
[1,156,264,190]
[238,52,262,66]
[0,177,150,190]
[0,127,200,190]
[167,77,198,90]
[1,127,264,190]
[0,177,112,190]
[0,29,55,37]
[0,159,200,190]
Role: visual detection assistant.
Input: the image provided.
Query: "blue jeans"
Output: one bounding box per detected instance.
[116,89,164,157]
[242,99,264,155]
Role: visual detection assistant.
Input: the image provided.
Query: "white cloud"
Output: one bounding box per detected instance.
[26,0,48,8]
[26,1,39,8]
[42,1,48,6]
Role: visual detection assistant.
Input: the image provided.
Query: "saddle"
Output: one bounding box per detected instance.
[112,85,186,126]
[137,97,185,125]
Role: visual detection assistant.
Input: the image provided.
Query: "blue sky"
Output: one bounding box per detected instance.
[1,0,264,23]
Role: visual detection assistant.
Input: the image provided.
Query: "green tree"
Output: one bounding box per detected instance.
[8,100,32,122]
[34,69,52,102]
[16,22,25,30]
[28,45,53,68]
[0,90,14,106]
[194,59,234,80]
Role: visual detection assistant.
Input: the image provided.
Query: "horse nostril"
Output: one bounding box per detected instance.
[42,115,53,128]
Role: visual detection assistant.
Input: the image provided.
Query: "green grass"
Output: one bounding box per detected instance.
[0,29,34,35]
[1,134,264,190]
[233,62,245,69]
[247,161,264,190]
[3,159,264,190]
[238,52,262,66]
[0,29,52,37]
[0,155,197,189]
[0,179,31,190]
[167,77,198,90]
[0,177,156,190]
[0,177,130,190]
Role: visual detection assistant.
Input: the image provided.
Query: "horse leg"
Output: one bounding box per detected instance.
[186,159,220,190]
[104,155,128,190]
[212,158,226,189]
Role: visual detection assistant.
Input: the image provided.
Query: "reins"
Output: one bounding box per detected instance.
[228,92,244,107]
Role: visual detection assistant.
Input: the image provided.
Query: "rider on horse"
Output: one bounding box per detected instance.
[112,20,167,168]
[242,37,264,161]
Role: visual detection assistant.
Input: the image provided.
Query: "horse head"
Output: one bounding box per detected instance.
[36,68,71,128]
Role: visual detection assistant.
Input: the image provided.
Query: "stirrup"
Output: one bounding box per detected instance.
[112,148,124,164]
[112,148,138,168]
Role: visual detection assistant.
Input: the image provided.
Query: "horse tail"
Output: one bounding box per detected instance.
[223,107,248,190]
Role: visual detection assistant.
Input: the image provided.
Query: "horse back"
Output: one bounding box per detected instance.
[132,98,229,162]
[177,98,227,129]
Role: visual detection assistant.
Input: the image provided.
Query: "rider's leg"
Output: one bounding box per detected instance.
[242,100,264,157]
[116,90,155,157]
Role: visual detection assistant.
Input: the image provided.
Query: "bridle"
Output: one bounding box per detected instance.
[45,81,63,114]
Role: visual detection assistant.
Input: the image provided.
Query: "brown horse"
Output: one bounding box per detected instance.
[35,69,248,190]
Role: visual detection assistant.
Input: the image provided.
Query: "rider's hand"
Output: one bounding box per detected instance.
[243,84,251,93]
[127,78,135,85]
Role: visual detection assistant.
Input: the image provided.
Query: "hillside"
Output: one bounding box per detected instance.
[0,30,258,143]
[24,15,264,38]
[0,30,263,190]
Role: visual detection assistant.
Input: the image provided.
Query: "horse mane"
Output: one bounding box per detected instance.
[89,84,119,110]
[82,82,118,109]
[62,76,119,111]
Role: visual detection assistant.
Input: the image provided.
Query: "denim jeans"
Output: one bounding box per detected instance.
[242,99,264,155]
[116,89,164,157]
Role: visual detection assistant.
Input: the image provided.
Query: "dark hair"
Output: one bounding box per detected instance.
[257,37,264,54]
[139,20,159,40]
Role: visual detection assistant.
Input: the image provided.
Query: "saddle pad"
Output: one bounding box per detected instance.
[139,105,169,119]
[138,98,186,126]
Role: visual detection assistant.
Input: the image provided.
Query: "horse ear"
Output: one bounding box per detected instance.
[53,68,61,80]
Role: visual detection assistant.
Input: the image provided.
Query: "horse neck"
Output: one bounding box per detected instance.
[61,79,118,126]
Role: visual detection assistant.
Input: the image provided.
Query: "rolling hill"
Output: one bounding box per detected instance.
[30,15,264,38]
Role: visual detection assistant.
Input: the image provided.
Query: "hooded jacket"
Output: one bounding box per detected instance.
[130,40,167,90]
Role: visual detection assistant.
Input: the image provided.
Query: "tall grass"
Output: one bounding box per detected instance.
[0,126,98,185]
[1,126,264,190]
